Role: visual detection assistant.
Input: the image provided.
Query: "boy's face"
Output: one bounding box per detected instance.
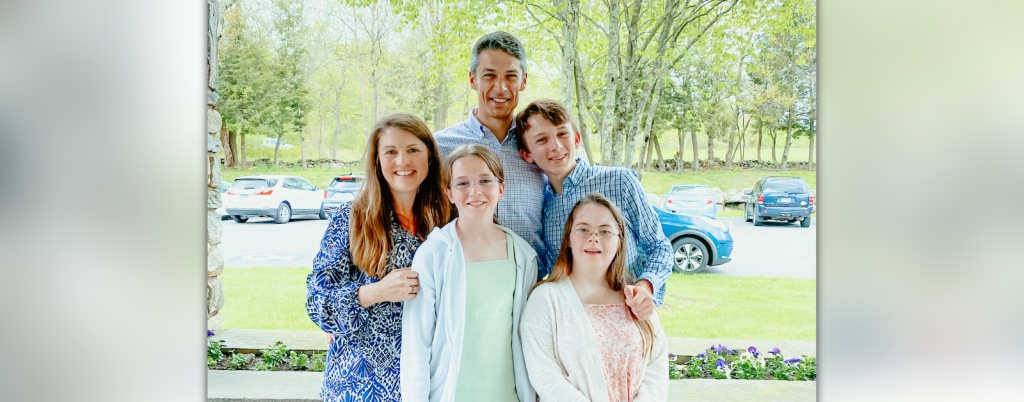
[519,114,579,178]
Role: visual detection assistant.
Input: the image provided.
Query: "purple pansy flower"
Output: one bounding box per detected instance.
[208,330,215,337]
[784,357,802,364]
[715,359,727,370]
[770,347,781,355]
[748,346,760,358]
[668,353,676,359]
[697,353,706,358]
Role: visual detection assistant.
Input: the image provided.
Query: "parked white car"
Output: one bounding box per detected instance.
[223,175,327,224]
[262,137,294,150]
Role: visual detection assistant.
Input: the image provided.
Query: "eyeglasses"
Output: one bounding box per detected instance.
[571,227,620,240]
[451,176,501,192]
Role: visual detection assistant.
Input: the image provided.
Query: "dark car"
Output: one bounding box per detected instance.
[322,174,364,216]
[654,202,734,273]
[744,176,814,227]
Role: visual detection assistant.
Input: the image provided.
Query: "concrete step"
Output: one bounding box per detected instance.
[210,329,816,359]
[208,370,815,402]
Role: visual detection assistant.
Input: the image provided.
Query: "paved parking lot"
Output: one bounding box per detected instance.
[220,215,816,279]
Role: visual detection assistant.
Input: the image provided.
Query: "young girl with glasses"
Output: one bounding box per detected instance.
[401,144,538,402]
[520,193,669,402]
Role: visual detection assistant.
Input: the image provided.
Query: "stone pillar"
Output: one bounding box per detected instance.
[207,0,225,332]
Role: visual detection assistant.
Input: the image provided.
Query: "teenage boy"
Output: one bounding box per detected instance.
[433,31,547,257]
[515,98,673,319]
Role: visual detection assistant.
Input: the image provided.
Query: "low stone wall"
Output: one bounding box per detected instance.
[221,157,360,169]
[635,158,814,171]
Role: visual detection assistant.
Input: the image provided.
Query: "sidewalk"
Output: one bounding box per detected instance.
[208,329,816,402]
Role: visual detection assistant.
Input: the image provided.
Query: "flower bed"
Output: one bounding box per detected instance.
[208,331,325,372]
[669,344,816,381]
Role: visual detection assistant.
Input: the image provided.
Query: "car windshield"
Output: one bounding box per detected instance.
[764,180,809,193]
[329,179,362,190]
[232,179,271,190]
[670,186,710,195]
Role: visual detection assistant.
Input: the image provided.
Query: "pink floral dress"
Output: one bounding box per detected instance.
[583,303,644,402]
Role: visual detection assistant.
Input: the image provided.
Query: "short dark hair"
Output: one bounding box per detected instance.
[470,31,528,76]
[514,98,579,153]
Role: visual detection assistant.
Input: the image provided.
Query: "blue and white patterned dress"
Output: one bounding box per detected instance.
[306,202,421,402]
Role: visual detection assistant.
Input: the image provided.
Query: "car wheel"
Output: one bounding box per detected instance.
[753,209,763,226]
[672,237,709,274]
[232,215,248,223]
[319,203,328,220]
[274,203,291,224]
[744,204,752,222]
[801,216,812,227]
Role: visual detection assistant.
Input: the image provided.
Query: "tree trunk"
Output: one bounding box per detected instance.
[300,128,307,170]
[573,60,595,164]
[274,133,282,167]
[333,88,342,160]
[707,129,715,170]
[653,132,665,173]
[724,128,735,169]
[756,121,762,161]
[639,135,650,172]
[240,133,247,169]
[644,134,655,172]
[771,131,777,162]
[677,126,684,173]
[228,130,238,168]
[780,108,794,170]
[220,125,234,168]
[808,134,814,170]
[598,0,621,166]
[691,129,699,171]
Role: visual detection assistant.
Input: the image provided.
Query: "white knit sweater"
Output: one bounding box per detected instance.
[519,279,669,402]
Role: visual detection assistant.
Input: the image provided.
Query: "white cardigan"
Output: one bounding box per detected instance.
[520,279,669,402]
[400,220,538,402]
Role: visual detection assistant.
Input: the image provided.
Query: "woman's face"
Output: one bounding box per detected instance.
[377,127,430,199]
[444,155,504,220]
[568,204,620,271]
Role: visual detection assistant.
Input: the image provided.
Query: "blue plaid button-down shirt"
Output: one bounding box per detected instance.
[432,109,547,257]
[540,158,673,306]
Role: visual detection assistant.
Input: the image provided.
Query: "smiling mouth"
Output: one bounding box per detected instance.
[394,170,415,176]
[549,153,568,163]
[490,98,510,104]
[583,249,601,254]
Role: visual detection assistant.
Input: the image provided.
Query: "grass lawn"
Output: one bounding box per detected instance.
[657,273,816,341]
[638,169,816,195]
[220,267,321,332]
[219,268,816,341]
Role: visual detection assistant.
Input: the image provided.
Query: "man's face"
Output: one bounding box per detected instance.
[470,49,527,122]
[519,114,579,178]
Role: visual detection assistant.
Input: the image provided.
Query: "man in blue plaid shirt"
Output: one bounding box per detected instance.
[514,98,674,320]
[433,31,547,257]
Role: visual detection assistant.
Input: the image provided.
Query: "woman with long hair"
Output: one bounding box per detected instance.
[401,144,537,402]
[306,112,450,402]
[520,193,668,402]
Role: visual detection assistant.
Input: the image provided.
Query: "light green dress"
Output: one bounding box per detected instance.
[455,233,519,402]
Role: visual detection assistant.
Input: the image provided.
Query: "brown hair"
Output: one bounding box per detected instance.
[349,113,450,279]
[513,98,579,154]
[442,144,504,225]
[542,193,656,359]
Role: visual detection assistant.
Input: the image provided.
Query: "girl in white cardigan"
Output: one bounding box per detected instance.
[401,144,538,402]
[521,193,669,402]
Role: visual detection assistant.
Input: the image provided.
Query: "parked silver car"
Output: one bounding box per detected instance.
[662,184,717,219]
[322,174,364,216]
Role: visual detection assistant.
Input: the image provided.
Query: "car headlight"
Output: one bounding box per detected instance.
[697,216,727,232]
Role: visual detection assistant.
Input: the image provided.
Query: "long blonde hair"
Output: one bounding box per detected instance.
[543,193,656,359]
[349,113,450,279]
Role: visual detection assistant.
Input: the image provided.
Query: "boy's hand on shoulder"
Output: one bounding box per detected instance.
[624,280,655,321]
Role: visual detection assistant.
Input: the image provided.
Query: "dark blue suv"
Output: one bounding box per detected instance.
[744,176,814,227]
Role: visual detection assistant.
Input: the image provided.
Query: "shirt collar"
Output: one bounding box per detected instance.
[552,157,588,194]
[467,107,518,143]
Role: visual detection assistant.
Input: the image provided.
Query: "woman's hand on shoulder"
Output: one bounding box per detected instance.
[358,267,419,307]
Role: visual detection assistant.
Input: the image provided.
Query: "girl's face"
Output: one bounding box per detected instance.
[444,155,504,220]
[568,204,620,270]
[377,127,430,199]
